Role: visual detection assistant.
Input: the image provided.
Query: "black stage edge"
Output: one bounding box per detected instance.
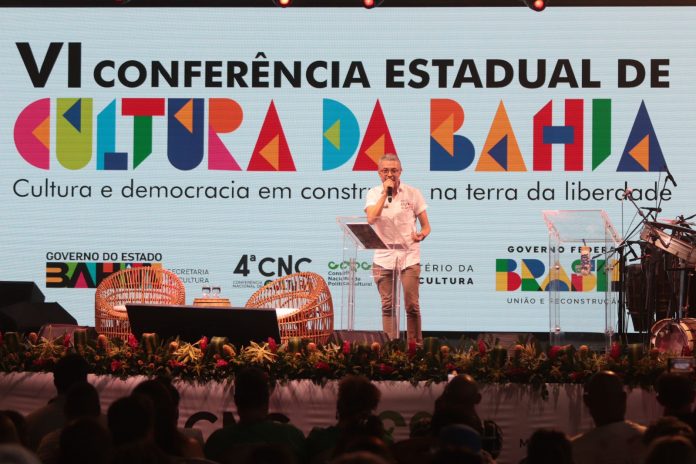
[0,302,77,333]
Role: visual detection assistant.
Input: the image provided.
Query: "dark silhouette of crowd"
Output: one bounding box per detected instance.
[3,354,696,464]
[519,370,696,464]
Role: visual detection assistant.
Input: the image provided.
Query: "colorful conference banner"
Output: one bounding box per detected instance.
[1,8,695,333]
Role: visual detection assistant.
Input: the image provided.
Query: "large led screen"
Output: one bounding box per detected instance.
[1,8,695,333]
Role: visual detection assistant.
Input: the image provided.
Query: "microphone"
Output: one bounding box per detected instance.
[580,245,591,276]
[664,164,678,188]
[623,187,633,200]
[387,186,393,203]
[641,207,662,213]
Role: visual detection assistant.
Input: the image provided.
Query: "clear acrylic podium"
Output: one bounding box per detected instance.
[337,216,409,339]
[542,210,621,351]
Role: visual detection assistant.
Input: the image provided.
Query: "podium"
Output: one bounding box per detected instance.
[337,216,409,339]
[542,210,621,350]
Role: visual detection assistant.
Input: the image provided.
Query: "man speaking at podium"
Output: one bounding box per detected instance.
[365,154,431,345]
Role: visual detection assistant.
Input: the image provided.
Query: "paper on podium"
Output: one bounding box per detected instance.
[339,216,409,252]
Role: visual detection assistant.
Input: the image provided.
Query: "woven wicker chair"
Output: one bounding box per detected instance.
[95,267,186,340]
[245,272,334,345]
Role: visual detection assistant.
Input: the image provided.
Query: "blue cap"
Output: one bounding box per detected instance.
[438,424,482,453]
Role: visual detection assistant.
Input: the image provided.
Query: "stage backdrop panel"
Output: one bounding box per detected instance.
[1,8,695,333]
[0,373,664,464]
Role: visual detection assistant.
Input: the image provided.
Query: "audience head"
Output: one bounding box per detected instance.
[132,379,177,426]
[240,443,296,464]
[409,414,432,438]
[107,395,155,446]
[583,370,626,425]
[52,354,89,395]
[523,428,573,464]
[330,450,391,464]
[110,441,172,464]
[0,444,41,464]
[432,424,484,464]
[0,411,28,448]
[333,414,389,461]
[57,417,112,464]
[433,403,483,435]
[431,448,482,464]
[336,375,381,424]
[431,374,483,436]
[233,367,271,420]
[656,372,696,414]
[0,413,20,445]
[132,379,186,455]
[644,416,696,446]
[64,381,100,420]
[153,377,181,420]
[645,435,696,464]
[439,374,481,409]
[438,424,482,453]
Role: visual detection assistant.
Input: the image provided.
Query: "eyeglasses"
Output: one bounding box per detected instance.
[379,168,401,174]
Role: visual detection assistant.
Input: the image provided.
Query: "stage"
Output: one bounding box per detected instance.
[0,372,663,464]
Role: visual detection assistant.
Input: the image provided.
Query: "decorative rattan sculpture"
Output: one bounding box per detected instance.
[245,272,334,345]
[95,267,186,340]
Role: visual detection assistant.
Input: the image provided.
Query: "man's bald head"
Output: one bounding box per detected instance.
[584,371,627,425]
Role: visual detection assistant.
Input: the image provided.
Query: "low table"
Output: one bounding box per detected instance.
[192,298,233,308]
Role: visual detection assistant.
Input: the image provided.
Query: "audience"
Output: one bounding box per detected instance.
[154,376,206,449]
[332,424,393,463]
[643,416,696,447]
[0,412,21,445]
[12,351,696,464]
[107,394,155,446]
[24,354,89,450]
[520,428,573,464]
[571,370,647,464]
[392,373,499,464]
[1,410,30,449]
[645,435,696,464]
[656,372,696,431]
[110,441,173,464]
[56,416,112,464]
[307,374,387,464]
[132,379,205,459]
[36,381,102,464]
[431,374,484,435]
[0,444,41,464]
[432,374,502,459]
[331,450,391,464]
[435,423,486,463]
[204,367,306,464]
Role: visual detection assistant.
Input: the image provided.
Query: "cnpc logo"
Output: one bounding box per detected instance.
[328,261,372,271]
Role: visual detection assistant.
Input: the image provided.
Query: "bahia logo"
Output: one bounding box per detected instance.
[46,262,159,288]
[430,99,668,173]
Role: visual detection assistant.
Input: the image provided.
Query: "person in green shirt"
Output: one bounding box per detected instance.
[204,367,306,464]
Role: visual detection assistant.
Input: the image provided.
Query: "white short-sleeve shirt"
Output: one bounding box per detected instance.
[364,182,427,270]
